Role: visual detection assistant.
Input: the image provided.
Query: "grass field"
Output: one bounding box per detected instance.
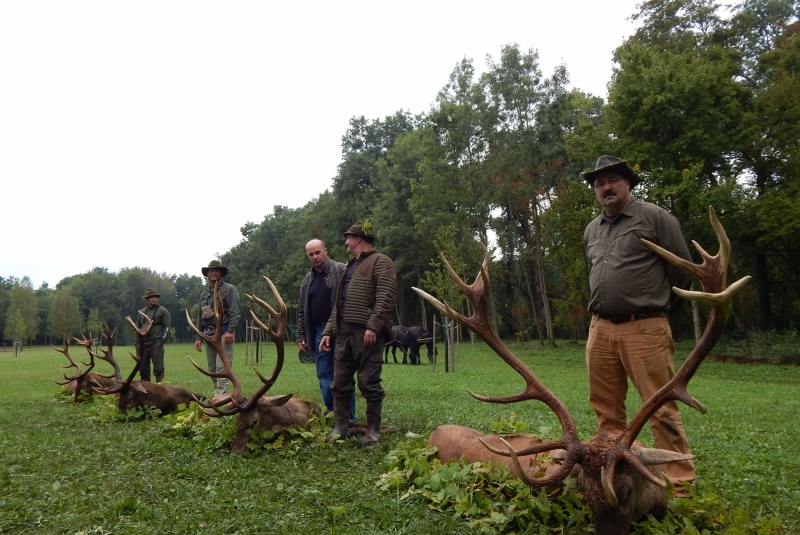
[1,339,798,534]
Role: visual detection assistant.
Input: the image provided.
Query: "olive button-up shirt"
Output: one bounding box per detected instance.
[584,199,693,315]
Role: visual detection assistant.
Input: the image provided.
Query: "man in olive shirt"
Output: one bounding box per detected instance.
[582,155,695,494]
[137,288,171,383]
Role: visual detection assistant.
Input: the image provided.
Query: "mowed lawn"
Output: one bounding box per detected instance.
[1,338,798,534]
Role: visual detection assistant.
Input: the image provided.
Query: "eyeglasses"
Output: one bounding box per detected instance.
[593,176,624,189]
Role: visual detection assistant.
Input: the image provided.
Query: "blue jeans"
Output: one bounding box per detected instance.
[314,325,356,420]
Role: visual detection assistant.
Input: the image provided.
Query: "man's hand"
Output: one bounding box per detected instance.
[194,340,202,352]
[298,340,307,351]
[319,335,331,352]
[224,332,234,345]
[364,329,377,347]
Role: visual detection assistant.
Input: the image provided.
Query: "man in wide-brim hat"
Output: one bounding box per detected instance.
[582,154,697,496]
[194,260,240,396]
[201,260,228,277]
[137,288,171,383]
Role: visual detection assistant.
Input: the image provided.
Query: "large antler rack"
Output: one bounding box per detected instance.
[186,276,287,416]
[75,324,122,381]
[412,245,586,487]
[600,206,751,505]
[100,313,152,395]
[53,335,95,385]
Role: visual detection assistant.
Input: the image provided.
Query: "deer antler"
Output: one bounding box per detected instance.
[53,336,88,385]
[100,313,152,395]
[413,245,585,486]
[600,206,751,504]
[72,324,122,382]
[186,276,286,416]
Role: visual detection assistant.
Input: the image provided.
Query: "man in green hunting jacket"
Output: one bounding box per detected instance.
[137,288,171,383]
[320,220,397,445]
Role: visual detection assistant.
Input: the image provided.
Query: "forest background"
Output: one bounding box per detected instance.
[3,0,799,351]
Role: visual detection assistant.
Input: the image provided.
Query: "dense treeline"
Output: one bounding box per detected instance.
[3,0,798,347]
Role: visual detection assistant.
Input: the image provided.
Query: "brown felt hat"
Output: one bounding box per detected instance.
[581,155,640,189]
[343,220,375,244]
[142,288,161,299]
[201,260,228,277]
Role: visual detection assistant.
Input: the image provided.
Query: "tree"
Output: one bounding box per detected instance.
[48,286,83,340]
[4,277,39,344]
[480,44,572,346]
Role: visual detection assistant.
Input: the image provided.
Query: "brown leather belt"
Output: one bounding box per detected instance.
[595,311,666,324]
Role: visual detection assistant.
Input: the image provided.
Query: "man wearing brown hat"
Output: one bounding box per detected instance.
[194,260,240,396]
[320,220,398,445]
[582,155,696,495]
[137,289,171,383]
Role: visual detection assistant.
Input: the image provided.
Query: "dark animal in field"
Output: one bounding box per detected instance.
[188,276,323,453]
[408,325,437,364]
[415,207,750,535]
[98,313,202,415]
[384,325,412,363]
[384,325,437,364]
[53,325,122,403]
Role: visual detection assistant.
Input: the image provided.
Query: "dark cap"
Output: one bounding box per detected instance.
[142,288,160,299]
[580,155,640,189]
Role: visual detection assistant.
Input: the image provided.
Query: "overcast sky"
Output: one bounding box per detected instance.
[1,0,641,289]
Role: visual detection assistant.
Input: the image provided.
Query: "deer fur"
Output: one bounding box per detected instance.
[113,379,202,415]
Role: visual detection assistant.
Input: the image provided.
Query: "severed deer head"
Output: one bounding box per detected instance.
[186,276,321,453]
[413,207,750,535]
[53,324,121,403]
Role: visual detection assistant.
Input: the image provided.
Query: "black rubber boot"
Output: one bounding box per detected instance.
[140,373,151,382]
[361,399,382,446]
[155,373,164,383]
[326,397,351,441]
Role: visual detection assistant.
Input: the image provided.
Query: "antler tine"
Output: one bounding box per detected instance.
[480,436,581,487]
[184,287,243,416]
[126,312,153,338]
[53,337,82,384]
[238,275,288,411]
[601,206,751,505]
[414,245,584,486]
[73,334,99,370]
[103,314,153,395]
[94,323,122,380]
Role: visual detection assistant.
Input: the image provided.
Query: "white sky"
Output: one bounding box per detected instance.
[1,0,641,289]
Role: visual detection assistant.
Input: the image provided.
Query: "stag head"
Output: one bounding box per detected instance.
[413,207,750,534]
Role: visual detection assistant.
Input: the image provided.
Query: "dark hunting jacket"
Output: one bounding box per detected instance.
[323,248,397,338]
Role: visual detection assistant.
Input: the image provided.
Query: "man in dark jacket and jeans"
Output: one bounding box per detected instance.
[297,239,356,421]
[320,220,397,445]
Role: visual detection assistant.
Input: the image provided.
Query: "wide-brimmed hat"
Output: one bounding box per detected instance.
[201,260,228,277]
[142,288,161,299]
[343,220,375,244]
[580,155,640,189]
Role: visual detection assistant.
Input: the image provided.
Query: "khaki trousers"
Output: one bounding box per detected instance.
[205,340,233,397]
[586,315,695,486]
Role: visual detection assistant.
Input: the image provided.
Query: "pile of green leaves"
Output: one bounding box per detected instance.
[378,438,784,534]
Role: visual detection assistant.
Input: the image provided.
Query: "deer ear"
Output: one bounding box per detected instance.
[133,383,148,394]
[263,393,294,407]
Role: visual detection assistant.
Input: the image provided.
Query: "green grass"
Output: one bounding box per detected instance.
[1,339,798,534]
